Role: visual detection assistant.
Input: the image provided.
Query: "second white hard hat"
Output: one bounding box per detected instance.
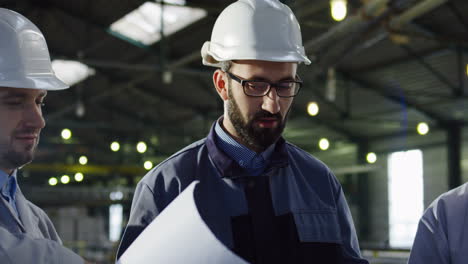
[0,8,68,90]
[201,0,311,67]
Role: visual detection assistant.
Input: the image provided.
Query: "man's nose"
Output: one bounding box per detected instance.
[23,104,46,130]
[261,87,281,114]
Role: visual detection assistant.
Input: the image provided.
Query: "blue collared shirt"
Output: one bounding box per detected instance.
[214,120,275,176]
[0,169,19,217]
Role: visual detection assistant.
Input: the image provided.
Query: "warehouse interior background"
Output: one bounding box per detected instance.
[1,0,467,263]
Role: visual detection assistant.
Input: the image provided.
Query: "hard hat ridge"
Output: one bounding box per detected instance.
[0,8,68,90]
[201,0,311,67]
[242,0,284,9]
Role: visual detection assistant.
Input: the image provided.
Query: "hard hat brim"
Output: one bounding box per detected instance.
[201,41,311,67]
[0,74,69,90]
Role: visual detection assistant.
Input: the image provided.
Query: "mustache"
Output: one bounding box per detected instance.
[252,110,282,120]
[13,128,41,136]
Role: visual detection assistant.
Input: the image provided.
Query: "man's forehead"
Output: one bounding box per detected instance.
[230,61,297,80]
[0,87,47,97]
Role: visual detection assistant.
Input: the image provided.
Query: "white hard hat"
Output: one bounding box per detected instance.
[0,8,68,90]
[201,0,311,67]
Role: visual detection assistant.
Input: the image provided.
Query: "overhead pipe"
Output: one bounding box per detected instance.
[389,0,449,29]
[305,0,449,54]
[304,0,390,53]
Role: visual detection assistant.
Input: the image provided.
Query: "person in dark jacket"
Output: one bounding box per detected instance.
[117,0,368,263]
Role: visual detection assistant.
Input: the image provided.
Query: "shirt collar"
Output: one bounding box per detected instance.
[214,119,275,169]
[206,117,289,178]
[0,169,18,199]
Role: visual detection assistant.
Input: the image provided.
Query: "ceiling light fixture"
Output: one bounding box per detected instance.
[111,141,121,152]
[60,175,70,184]
[137,141,147,153]
[319,138,330,150]
[366,152,377,164]
[307,102,319,116]
[330,0,347,22]
[74,172,84,182]
[79,156,88,165]
[48,177,58,186]
[144,161,153,170]
[61,128,72,140]
[417,122,429,135]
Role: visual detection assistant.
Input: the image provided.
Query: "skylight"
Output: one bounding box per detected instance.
[109,1,207,46]
[51,60,95,86]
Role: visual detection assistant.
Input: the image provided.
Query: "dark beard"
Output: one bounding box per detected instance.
[0,147,34,170]
[227,88,288,152]
[0,134,37,170]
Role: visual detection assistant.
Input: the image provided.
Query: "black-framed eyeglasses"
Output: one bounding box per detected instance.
[226,71,303,98]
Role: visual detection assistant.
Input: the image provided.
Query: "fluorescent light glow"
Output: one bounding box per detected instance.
[466,64,468,76]
[326,68,337,101]
[151,135,159,145]
[330,0,347,21]
[137,141,147,153]
[48,177,58,186]
[144,161,153,170]
[79,156,88,165]
[74,172,84,182]
[388,149,424,248]
[75,101,85,117]
[110,191,124,201]
[307,102,319,116]
[111,141,120,152]
[366,152,377,164]
[60,175,70,184]
[319,138,330,150]
[61,128,72,140]
[52,60,95,86]
[417,122,429,135]
[109,1,207,46]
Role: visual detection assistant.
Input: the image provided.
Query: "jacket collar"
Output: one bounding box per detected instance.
[0,170,32,233]
[206,117,289,178]
[15,185,40,235]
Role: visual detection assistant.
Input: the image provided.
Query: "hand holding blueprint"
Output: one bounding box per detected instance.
[118,181,249,264]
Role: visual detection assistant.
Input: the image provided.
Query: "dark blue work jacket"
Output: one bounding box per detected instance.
[117,122,368,264]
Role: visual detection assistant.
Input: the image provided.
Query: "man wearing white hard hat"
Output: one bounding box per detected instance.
[118,0,368,263]
[0,8,87,264]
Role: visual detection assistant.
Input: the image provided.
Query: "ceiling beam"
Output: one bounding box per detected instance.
[339,70,451,125]
[399,44,459,95]
[447,0,468,36]
[456,47,466,97]
[291,105,362,143]
[347,46,448,73]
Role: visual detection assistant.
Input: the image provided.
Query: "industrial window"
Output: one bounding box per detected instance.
[109,204,123,242]
[388,149,424,248]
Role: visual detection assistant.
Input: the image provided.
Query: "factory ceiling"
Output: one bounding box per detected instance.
[2,0,467,194]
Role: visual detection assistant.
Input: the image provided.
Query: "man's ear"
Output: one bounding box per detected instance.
[213,69,228,101]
